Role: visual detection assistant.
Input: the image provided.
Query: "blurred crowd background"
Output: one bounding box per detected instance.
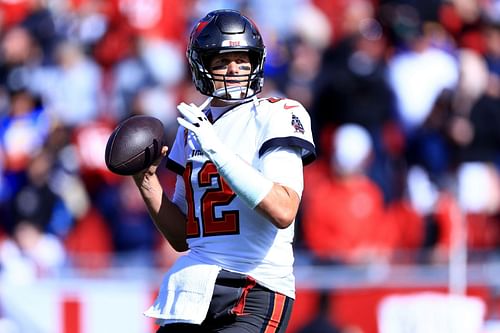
[0,0,500,296]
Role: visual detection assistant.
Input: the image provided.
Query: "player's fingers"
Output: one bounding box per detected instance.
[132,144,168,179]
[177,103,199,123]
[177,117,197,131]
[150,146,168,168]
[176,102,191,114]
[160,145,168,156]
[177,103,206,123]
[187,103,206,120]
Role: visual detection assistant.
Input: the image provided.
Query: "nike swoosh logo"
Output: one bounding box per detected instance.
[284,103,299,109]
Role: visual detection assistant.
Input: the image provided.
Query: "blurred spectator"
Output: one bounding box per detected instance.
[55,0,108,49]
[456,163,500,251]
[447,29,500,252]
[396,165,459,263]
[438,0,485,54]
[310,0,401,201]
[450,49,489,120]
[0,220,66,285]
[455,74,500,164]
[92,0,186,69]
[402,87,457,185]
[18,0,59,65]
[312,0,391,137]
[105,0,186,42]
[381,4,461,192]
[313,0,371,46]
[95,177,158,262]
[384,4,459,136]
[483,20,500,77]
[11,149,73,236]
[31,40,103,127]
[0,88,49,174]
[0,84,52,232]
[301,124,397,264]
[0,25,43,105]
[110,36,184,122]
[0,0,38,30]
[281,3,331,109]
[247,0,310,41]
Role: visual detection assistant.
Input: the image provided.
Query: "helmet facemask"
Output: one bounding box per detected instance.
[206,50,265,101]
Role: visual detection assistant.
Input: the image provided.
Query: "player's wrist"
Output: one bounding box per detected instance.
[133,170,159,191]
[203,141,233,169]
[216,154,274,209]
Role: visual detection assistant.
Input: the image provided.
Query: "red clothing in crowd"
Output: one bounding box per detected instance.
[0,0,30,29]
[301,161,398,264]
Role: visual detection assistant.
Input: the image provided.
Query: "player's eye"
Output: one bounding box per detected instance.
[211,64,228,71]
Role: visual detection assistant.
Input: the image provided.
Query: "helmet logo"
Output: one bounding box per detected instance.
[193,21,209,39]
[222,40,248,47]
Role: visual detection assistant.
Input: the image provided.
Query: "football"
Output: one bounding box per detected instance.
[105,115,166,176]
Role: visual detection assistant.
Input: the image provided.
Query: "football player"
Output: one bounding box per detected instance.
[133,9,316,333]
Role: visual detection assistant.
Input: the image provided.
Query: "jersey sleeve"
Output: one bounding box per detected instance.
[165,126,187,175]
[261,146,304,197]
[258,99,316,165]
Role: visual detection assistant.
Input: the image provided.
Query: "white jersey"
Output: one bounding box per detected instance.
[166,97,315,298]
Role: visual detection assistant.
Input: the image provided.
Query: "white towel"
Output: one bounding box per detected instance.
[144,255,221,325]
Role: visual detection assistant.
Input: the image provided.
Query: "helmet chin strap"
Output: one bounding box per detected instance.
[213,86,255,103]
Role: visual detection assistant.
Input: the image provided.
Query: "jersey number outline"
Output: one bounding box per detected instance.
[183,161,240,237]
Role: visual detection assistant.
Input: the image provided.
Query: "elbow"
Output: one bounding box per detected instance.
[257,184,300,229]
[269,209,296,229]
[273,220,293,229]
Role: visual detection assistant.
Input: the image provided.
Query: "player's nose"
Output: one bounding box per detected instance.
[226,61,239,75]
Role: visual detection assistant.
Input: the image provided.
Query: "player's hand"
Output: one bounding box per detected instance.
[176,97,222,156]
[132,146,168,185]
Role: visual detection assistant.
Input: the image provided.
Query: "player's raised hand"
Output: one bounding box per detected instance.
[176,97,224,157]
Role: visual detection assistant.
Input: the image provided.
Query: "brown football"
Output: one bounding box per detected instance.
[105,115,166,176]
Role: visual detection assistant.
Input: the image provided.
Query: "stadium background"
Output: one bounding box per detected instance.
[1,0,500,332]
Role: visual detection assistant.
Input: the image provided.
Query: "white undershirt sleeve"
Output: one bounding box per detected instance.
[260,146,304,198]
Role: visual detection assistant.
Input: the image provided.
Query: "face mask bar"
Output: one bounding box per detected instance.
[208,72,258,100]
[189,47,265,100]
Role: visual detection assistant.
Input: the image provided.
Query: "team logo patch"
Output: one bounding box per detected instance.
[291,114,305,134]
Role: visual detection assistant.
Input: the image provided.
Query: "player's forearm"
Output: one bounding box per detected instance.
[153,195,189,252]
[133,173,189,252]
[256,183,300,229]
[207,149,300,228]
[216,154,299,228]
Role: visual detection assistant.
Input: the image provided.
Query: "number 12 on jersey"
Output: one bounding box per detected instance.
[183,161,240,237]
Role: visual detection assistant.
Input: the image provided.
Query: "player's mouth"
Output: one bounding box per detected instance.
[225,78,244,84]
[226,82,243,87]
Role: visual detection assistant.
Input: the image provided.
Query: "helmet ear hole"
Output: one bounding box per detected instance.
[187,9,266,100]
